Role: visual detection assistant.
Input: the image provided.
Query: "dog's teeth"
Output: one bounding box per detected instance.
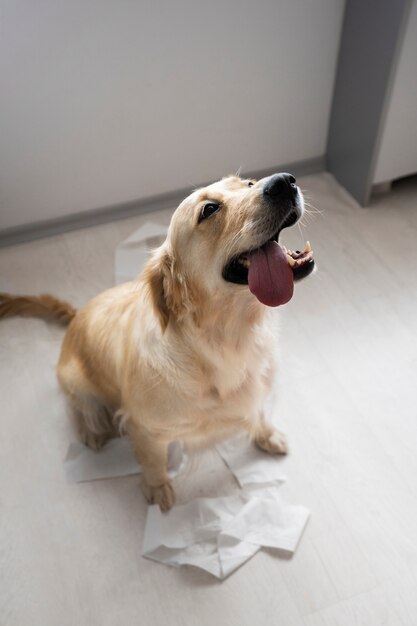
[286,254,296,267]
[304,241,312,253]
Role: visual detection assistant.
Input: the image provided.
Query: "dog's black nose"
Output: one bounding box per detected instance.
[263,173,297,205]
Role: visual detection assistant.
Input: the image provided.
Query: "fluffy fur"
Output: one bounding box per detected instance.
[1,175,297,511]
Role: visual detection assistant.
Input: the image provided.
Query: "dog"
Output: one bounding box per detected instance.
[0,173,314,510]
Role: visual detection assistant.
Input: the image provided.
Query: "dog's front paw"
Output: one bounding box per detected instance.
[142,479,176,511]
[255,429,288,455]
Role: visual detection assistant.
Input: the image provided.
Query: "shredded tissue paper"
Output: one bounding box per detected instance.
[63,221,310,579]
[64,434,309,579]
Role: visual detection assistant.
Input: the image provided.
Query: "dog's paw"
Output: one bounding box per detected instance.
[255,429,288,455]
[142,480,176,512]
[81,431,111,451]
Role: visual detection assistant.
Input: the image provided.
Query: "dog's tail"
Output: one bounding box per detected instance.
[0,292,76,325]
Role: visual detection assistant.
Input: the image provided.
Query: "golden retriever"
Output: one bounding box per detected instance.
[0,173,314,510]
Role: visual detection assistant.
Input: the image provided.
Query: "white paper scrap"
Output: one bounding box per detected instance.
[223,487,309,551]
[216,435,287,487]
[142,486,309,579]
[63,433,310,579]
[115,221,169,285]
[64,437,184,483]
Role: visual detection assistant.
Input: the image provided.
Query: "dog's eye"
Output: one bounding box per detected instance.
[199,202,220,223]
[248,181,254,187]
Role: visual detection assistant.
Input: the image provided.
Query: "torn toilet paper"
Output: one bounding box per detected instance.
[64,434,309,579]
[115,221,168,285]
[216,435,287,487]
[142,485,309,579]
[64,437,184,483]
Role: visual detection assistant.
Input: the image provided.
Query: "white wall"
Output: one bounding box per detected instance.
[373,0,417,184]
[0,0,345,231]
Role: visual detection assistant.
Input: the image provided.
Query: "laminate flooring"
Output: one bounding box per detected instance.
[1,172,417,626]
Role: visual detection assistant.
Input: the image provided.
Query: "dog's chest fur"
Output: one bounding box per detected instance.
[181,320,275,420]
[134,301,277,442]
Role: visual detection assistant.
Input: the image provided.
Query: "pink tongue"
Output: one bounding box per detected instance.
[248,241,294,307]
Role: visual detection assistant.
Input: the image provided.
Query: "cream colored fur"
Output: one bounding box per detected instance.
[11,175,296,511]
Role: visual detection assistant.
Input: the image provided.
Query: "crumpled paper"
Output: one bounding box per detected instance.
[142,436,308,578]
[142,485,309,578]
[64,434,309,578]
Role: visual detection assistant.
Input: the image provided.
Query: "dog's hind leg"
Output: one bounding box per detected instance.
[69,394,118,451]
[58,359,119,450]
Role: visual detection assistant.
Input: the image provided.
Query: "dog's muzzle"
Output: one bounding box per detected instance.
[263,172,302,229]
[222,172,315,306]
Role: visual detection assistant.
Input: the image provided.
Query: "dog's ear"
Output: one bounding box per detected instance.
[143,247,188,331]
[143,248,171,331]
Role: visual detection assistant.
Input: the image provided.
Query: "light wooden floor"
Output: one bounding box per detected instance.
[1,172,417,626]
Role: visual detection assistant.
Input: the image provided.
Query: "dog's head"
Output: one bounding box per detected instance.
[144,173,314,330]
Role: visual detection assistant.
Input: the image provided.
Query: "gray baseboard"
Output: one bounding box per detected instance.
[0,156,325,248]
